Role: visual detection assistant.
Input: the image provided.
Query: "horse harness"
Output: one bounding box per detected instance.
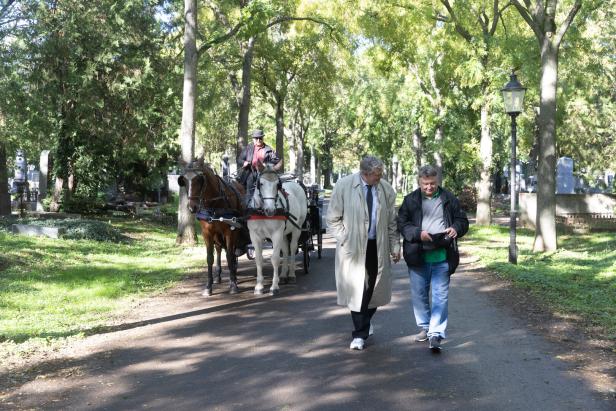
[189,169,245,230]
[249,170,303,231]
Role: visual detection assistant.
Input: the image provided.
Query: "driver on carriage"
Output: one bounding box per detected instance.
[238,129,282,206]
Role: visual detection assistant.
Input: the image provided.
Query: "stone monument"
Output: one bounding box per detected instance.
[37,150,51,211]
[556,157,575,194]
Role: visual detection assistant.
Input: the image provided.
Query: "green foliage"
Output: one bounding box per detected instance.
[60,194,107,215]
[465,226,616,339]
[2,0,181,198]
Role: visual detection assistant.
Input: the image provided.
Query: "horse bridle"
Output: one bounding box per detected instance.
[186,171,205,210]
[186,168,236,212]
[255,169,283,205]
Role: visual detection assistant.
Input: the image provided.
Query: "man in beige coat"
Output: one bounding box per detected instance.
[326,156,401,350]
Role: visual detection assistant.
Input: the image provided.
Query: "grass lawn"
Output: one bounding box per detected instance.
[0,218,203,349]
[463,226,616,340]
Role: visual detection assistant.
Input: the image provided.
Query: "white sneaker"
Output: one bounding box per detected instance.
[369,323,374,336]
[349,338,365,350]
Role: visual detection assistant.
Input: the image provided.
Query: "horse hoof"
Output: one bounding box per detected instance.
[229,284,239,294]
[202,288,212,297]
[287,277,296,284]
[280,277,288,285]
[269,288,280,296]
[254,288,264,295]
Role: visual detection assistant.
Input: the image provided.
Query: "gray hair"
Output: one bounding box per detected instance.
[418,165,439,179]
[360,156,384,174]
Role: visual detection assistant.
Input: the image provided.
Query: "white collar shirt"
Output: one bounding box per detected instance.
[361,177,379,240]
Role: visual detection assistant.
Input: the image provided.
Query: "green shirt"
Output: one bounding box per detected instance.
[422,188,447,263]
[423,247,447,263]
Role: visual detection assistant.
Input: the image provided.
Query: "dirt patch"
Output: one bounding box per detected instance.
[461,252,616,400]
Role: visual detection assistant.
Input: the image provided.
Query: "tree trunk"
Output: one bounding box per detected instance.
[310,146,317,185]
[68,168,76,195]
[236,36,255,167]
[322,131,333,189]
[396,161,403,191]
[528,107,540,179]
[433,124,444,184]
[176,0,198,246]
[412,127,424,169]
[287,129,296,175]
[534,40,559,252]
[315,156,321,187]
[296,132,304,178]
[275,98,285,171]
[50,177,64,212]
[0,143,11,215]
[476,100,493,225]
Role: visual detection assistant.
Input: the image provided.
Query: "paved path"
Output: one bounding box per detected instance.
[2,234,612,411]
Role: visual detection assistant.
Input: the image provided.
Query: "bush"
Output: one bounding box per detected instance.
[62,195,106,215]
[0,216,17,233]
[457,186,477,213]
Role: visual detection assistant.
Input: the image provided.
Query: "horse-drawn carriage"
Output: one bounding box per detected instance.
[297,183,325,273]
[178,159,324,296]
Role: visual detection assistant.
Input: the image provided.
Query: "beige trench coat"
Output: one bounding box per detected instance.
[326,173,401,312]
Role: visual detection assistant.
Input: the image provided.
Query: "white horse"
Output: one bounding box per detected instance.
[247,164,308,295]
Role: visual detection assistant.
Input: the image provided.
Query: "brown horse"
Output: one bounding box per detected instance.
[178,160,247,296]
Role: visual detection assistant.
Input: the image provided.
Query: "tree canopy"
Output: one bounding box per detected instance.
[1,0,614,252]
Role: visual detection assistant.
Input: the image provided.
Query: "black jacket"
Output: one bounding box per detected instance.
[240,143,280,169]
[397,188,469,275]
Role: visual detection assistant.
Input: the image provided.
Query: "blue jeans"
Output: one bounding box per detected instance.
[409,261,450,339]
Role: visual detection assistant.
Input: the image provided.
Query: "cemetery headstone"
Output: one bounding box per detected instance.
[37,150,50,211]
[556,157,575,194]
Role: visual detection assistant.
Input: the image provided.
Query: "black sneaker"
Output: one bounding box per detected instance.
[429,336,442,352]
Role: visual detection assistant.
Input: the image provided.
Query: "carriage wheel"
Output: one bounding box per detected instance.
[314,210,323,259]
[303,241,310,274]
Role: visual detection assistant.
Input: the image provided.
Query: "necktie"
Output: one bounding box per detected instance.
[367,185,373,234]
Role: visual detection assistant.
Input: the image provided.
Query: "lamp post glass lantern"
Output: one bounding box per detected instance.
[501,71,526,264]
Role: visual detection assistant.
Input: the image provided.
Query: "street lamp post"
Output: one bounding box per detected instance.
[501,71,526,264]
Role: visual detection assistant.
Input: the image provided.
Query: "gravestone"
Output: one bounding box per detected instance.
[12,224,66,239]
[37,150,51,211]
[556,157,575,194]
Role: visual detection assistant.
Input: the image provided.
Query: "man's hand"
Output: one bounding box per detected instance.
[420,230,433,242]
[445,227,458,239]
[391,252,400,263]
[243,161,250,169]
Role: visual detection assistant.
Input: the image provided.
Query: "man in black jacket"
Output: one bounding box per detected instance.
[397,165,469,351]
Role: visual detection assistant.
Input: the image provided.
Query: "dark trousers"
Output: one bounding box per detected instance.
[243,169,257,206]
[351,239,378,339]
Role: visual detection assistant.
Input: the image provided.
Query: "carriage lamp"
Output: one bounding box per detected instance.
[501,71,526,264]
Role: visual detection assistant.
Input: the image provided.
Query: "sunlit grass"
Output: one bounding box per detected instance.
[464,226,616,339]
[0,218,204,344]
